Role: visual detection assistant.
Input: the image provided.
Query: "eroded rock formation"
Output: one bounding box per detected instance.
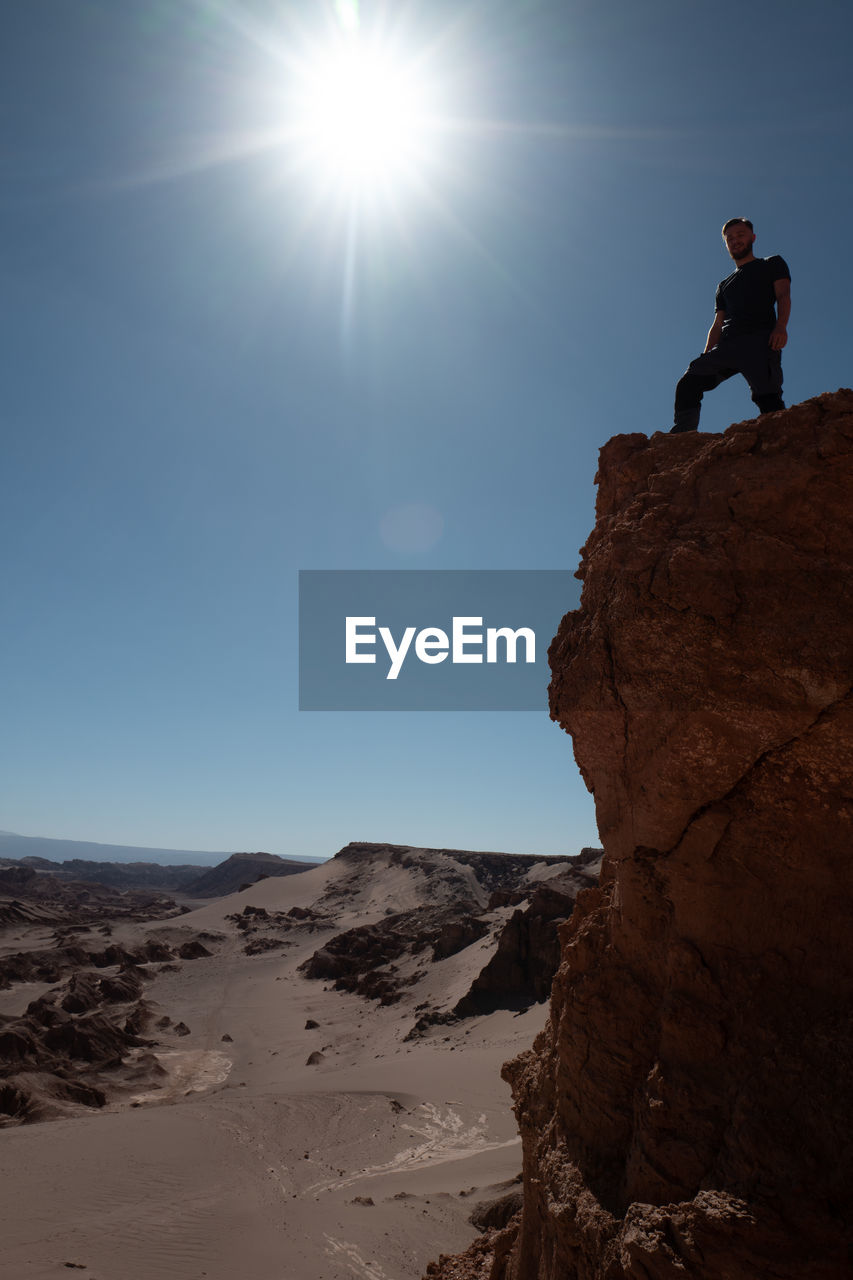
[429,391,853,1279]
[0,930,220,1125]
[453,881,583,1017]
[299,846,600,1019]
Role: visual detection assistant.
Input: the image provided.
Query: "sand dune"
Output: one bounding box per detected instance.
[0,843,596,1279]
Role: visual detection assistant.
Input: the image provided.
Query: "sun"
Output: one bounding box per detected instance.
[291,37,437,200]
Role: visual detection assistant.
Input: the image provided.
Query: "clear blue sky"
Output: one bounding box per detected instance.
[2,0,851,860]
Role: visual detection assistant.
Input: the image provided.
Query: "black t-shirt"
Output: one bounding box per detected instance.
[716,255,790,338]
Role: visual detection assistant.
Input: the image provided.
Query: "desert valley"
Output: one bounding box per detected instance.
[0,841,599,1280]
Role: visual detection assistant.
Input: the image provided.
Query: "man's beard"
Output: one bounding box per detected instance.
[729,244,753,263]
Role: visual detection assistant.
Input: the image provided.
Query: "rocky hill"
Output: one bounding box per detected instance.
[297,842,601,1019]
[181,851,320,897]
[427,389,853,1278]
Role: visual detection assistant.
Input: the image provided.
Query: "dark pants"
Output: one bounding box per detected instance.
[672,333,784,433]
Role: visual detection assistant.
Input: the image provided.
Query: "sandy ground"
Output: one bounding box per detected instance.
[0,853,551,1280]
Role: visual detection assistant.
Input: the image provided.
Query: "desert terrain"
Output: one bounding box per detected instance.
[0,842,599,1280]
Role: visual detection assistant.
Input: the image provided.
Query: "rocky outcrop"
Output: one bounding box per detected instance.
[0,983,151,1125]
[0,934,213,991]
[453,880,582,1016]
[0,928,220,1125]
[428,391,853,1278]
[300,903,482,1005]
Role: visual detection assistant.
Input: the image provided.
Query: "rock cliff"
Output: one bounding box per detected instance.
[427,391,853,1279]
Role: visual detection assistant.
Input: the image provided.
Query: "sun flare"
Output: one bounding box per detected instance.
[292,39,436,197]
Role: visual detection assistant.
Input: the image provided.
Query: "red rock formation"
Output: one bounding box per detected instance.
[427,391,853,1279]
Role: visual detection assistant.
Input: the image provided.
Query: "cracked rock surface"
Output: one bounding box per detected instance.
[427,390,853,1279]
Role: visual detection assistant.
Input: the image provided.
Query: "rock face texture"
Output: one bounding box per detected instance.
[428,391,853,1279]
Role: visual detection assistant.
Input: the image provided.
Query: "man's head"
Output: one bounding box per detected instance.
[722,218,756,264]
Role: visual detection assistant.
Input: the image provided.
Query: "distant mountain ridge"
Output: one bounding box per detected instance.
[0,830,318,869]
[0,858,207,894]
[0,854,322,903]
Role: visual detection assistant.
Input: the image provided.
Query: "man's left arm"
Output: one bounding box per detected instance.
[771,278,791,350]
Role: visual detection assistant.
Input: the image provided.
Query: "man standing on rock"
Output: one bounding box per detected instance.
[670,218,791,433]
